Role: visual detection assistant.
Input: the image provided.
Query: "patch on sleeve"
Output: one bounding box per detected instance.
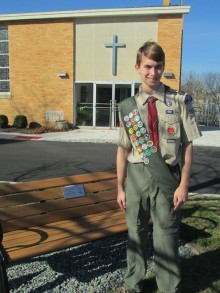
[184,94,193,105]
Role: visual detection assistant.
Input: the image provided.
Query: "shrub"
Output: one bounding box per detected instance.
[0,115,8,128]
[29,121,41,129]
[13,115,28,129]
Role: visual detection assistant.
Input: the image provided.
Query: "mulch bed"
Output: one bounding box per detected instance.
[0,126,75,134]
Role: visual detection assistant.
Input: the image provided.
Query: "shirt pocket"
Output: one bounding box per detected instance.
[159,114,181,139]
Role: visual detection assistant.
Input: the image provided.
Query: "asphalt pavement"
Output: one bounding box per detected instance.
[0,126,219,195]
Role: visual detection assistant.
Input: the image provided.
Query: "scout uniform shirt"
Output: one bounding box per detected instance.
[118,83,202,166]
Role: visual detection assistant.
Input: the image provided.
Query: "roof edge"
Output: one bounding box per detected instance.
[0,6,190,22]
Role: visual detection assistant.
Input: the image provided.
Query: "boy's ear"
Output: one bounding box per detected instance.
[135,64,140,73]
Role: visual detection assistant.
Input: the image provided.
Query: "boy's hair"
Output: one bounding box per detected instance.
[136,41,165,66]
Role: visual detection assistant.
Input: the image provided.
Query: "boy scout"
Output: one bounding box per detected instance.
[115,41,202,293]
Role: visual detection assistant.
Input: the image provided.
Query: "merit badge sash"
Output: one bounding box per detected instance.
[119,96,179,196]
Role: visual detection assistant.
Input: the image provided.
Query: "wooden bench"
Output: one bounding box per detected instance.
[0,171,127,292]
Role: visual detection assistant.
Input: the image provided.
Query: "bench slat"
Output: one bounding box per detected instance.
[4,212,125,249]
[1,189,116,221]
[2,200,119,232]
[0,171,116,196]
[3,209,124,242]
[6,225,127,262]
[3,210,127,262]
[0,179,117,207]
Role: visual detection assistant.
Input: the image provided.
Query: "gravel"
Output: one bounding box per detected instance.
[6,231,195,293]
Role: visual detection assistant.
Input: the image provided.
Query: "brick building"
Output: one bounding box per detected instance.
[0,0,190,128]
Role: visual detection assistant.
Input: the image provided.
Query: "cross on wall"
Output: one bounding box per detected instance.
[104,35,126,76]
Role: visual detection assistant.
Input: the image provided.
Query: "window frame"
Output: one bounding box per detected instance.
[0,26,10,97]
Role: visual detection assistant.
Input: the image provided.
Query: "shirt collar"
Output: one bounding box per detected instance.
[136,83,166,106]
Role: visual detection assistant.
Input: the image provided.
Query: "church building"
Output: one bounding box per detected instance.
[0,0,190,128]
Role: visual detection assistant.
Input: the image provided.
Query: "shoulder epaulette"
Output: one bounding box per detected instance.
[178,90,186,95]
[169,88,179,94]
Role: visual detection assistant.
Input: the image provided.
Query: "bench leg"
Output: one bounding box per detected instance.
[0,251,10,293]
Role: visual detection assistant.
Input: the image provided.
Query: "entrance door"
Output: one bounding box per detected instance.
[96,83,131,128]
[96,84,112,127]
[75,82,139,128]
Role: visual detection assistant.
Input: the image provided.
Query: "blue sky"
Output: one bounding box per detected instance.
[0,0,219,75]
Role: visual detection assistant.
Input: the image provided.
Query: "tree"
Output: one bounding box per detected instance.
[181,71,220,126]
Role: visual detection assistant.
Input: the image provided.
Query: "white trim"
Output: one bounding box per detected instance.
[0,93,11,98]
[93,82,96,127]
[76,80,139,84]
[0,6,190,22]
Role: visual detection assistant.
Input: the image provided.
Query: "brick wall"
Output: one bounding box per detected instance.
[1,19,74,126]
[158,14,184,90]
[0,13,184,126]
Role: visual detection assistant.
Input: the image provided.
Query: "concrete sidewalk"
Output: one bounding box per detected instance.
[0,126,220,146]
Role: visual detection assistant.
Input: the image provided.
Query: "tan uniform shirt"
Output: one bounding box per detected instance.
[118,83,202,165]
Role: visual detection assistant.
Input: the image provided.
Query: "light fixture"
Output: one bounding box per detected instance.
[58,72,68,78]
[163,72,174,78]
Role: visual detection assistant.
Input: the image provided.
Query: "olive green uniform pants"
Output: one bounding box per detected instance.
[124,162,182,293]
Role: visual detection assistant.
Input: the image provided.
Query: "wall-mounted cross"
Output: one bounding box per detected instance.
[104,35,126,76]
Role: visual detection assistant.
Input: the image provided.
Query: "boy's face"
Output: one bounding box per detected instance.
[135,55,164,92]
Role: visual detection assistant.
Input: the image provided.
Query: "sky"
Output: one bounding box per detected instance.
[0,0,219,75]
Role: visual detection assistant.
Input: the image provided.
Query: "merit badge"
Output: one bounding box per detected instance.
[184,94,193,105]
[133,124,139,131]
[132,109,138,116]
[150,146,157,153]
[131,119,136,125]
[136,130,141,137]
[166,100,172,107]
[140,153,146,159]
[145,149,151,156]
[142,144,148,150]
[140,127,146,134]
[143,157,150,165]
[134,115,140,122]
[144,134,150,141]
[166,110,174,114]
[138,137,144,144]
[124,115,129,122]
[137,121,143,128]
[137,146,143,153]
[126,121,131,128]
[129,128,134,135]
[167,126,175,136]
[134,140,139,147]
[147,140,153,147]
[131,134,137,141]
[129,112,133,119]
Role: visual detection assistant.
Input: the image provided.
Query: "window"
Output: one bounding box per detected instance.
[0,27,10,94]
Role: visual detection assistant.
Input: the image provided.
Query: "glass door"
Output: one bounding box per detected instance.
[75,82,139,128]
[96,84,112,127]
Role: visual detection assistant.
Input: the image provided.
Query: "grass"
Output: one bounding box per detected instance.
[151,195,220,293]
[110,196,220,293]
[179,195,220,293]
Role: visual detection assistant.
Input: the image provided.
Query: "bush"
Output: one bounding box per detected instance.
[13,115,28,129]
[0,115,8,128]
[29,121,41,129]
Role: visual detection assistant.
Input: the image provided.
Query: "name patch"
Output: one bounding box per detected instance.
[166,110,174,114]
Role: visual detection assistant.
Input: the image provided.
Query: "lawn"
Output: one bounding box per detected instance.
[143,195,220,293]
[179,195,220,293]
